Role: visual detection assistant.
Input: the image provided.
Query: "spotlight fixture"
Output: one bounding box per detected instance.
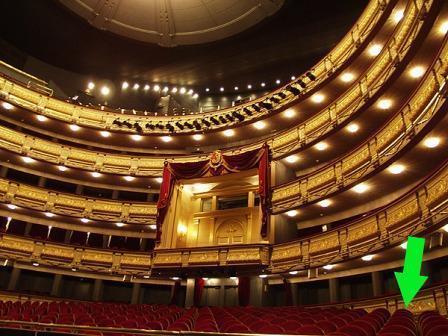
[286,85,300,95]
[286,210,298,217]
[184,122,194,129]
[166,124,175,133]
[296,79,306,88]
[202,119,211,127]
[226,114,235,122]
[193,120,201,130]
[260,101,273,109]
[271,96,281,104]
[318,199,332,208]
[285,155,299,163]
[243,107,253,116]
[134,123,143,133]
[175,122,184,130]
[113,119,123,127]
[210,117,219,125]
[145,123,155,130]
[219,116,227,124]
[252,104,261,112]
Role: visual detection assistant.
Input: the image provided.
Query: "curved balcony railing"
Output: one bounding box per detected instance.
[0,178,157,225]
[0,0,389,130]
[271,33,448,213]
[0,154,447,277]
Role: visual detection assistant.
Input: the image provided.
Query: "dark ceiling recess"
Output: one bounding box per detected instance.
[0,0,368,90]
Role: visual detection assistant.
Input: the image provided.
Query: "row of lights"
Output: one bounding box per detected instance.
[285,135,442,217]
[120,82,199,99]
[5,203,157,230]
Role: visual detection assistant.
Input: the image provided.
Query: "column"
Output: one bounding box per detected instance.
[329,278,339,303]
[92,279,103,301]
[51,274,63,297]
[7,267,21,291]
[371,271,383,297]
[0,166,8,178]
[185,278,195,307]
[131,283,141,304]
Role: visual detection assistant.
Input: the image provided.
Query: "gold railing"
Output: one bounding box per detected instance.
[0,155,447,275]
[272,30,448,212]
[0,0,388,129]
[0,178,157,224]
[271,159,448,272]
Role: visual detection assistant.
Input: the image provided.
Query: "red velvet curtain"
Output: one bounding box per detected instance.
[238,276,251,306]
[169,280,181,305]
[283,278,293,306]
[193,278,205,306]
[156,144,271,242]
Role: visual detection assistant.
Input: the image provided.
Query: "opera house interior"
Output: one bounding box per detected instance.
[0,0,448,335]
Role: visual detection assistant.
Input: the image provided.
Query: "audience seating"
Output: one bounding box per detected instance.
[1,300,448,335]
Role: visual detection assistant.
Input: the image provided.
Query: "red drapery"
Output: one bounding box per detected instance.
[193,278,205,306]
[238,277,251,306]
[156,144,271,242]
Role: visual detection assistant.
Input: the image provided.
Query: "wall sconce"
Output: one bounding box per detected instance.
[177,223,188,237]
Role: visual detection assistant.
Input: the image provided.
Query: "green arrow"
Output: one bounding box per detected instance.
[394,236,428,307]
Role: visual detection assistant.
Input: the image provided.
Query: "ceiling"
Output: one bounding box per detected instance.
[0,0,368,90]
[59,0,284,47]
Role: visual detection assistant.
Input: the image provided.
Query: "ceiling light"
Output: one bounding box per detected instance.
[393,9,404,23]
[352,183,369,193]
[163,86,169,92]
[87,82,95,90]
[400,242,407,249]
[291,76,296,80]
[2,102,14,110]
[123,176,135,182]
[133,83,140,90]
[121,82,129,89]
[223,129,235,137]
[346,123,359,133]
[323,265,334,270]
[315,142,328,151]
[253,121,266,130]
[32,262,39,267]
[409,66,425,78]
[21,156,35,163]
[318,199,331,208]
[388,163,405,175]
[36,115,48,122]
[440,21,448,34]
[171,87,178,93]
[188,89,194,95]
[153,85,160,92]
[289,271,298,275]
[155,177,163,183]
[100,86,110,96]
[143,275,150,279]
[44,212,55,218]
[72,268,77,272]
[340,72,355,83]
[57,166,68,172]
[283,109,296,118]
[377,99,392,110]
[131,134,143,141]
[192,134,203,141]
[247,84,252,89]
[423,137,441,148]
[69,124,80,131]
[90,172,102,178]
[202,277,209,281]
[115,222,125,227]
[171,277,180,281]
[100,131,111,138]
[261,82,266,87]
[81,218,90,223]
[161,136,172,143]
[275,79,281,84]
[220,87,224,92]
[149,224,157,230]
[230,276,238,280]
[234,86,239,91]
[180,87,187,94]
[442,224,448,232]
[368,44,382,56]
[193,93,199,99]
[144,84,150,90]
[205,88,210,92]
[7,204,17,210]
[259,274,268,278]
[311,93,325,103]
[286,210,298,217]
[361,255,374,261]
